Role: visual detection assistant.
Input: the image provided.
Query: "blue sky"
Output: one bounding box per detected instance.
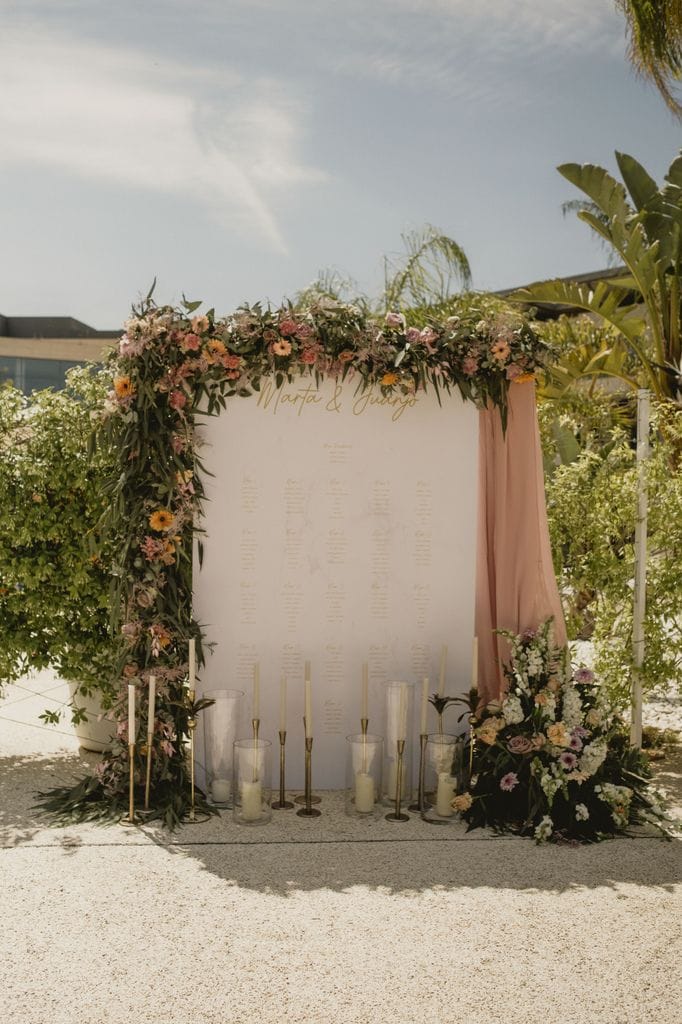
[1,0,678,328]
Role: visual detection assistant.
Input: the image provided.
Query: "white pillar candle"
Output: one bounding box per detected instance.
[398,683,407,740]
[211,778,231,804]
[240,779,262,821]
[438,644,448,697]
[253,663,260,719]
[472,635,479,691]
[188,638,196,690]
[436,772,455,817]
[361,662,369,720]
[147,675,156,738]
[279,677,287,733]
[420,677,429,735]
[304,677,312,738]
[128,684,136,744]
[354,771,374,813]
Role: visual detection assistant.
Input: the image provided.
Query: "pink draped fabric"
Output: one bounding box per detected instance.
[475,381,567,705]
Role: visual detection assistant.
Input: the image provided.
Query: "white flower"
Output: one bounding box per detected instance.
[561,684,583,730]
[534,816,554,842]
[580,739,607,776]
[526,650,544,677]
[502,695,524,725]
[575,803,589,821]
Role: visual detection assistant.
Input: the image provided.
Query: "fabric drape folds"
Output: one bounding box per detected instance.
[475,381,567,705]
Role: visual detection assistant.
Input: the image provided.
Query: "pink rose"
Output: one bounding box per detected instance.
[278,318,298,336]
[507,735,533,755]
[180,333,201,352]
[462,356,478,376]
[406,327,422,344]
[385,311,406,329]
[506,363,523,380]
[300,348,317,364]
[295,323,313,340]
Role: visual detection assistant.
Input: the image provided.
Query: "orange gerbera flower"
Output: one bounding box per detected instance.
[113,375,135,399]
[149,509,174,532]
[380,371,398,387]
[207,339,227,358]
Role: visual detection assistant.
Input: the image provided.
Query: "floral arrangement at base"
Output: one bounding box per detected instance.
[454,621,670,843]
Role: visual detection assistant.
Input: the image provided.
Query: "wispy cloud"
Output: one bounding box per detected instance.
[1,27,326,252]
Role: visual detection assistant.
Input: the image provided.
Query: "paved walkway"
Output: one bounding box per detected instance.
[1,672,681,1024]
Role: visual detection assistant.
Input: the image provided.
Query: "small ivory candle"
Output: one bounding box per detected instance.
[128,684,135,744]
[240,779,262,821]
[211,778,231,804]
[361,662,369,720]
[253,663,260,719]
[439,644,448,697]
[354,771,374,813]
[472,635,479,691]
[398,683,407,740]
[304,677,312,738]
[188,638,196,690]
[147,675,156,737]
[420,677,429,735]
[279,677,287,733]
[436,772,455,817]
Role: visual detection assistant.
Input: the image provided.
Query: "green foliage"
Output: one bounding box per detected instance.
[0,368,119,713]
[616,0,682,117]
[541,401,682,705]
[513,150,682,401]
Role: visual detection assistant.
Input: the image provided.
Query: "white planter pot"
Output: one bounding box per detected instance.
[67,682,116,753]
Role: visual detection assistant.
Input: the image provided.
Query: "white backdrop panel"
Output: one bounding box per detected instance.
[193,376,478,788]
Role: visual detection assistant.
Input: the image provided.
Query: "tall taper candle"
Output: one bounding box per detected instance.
[148,675,156,730]
[128,684,136,743]
[438,645,448,697]
[253,663,260,719]
[280,677,287,733]
[398,683,407,741]
[188,638,196,691]
[472,636,479,691]
[304,677,312,738]
[420,677,429,735]
[361,663,369,721]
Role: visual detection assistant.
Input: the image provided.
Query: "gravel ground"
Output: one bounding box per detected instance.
[1,670,680,1024]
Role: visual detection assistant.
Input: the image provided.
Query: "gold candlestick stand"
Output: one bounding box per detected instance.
[296,736,321,818]
[385,739,410,822]
[120,742,141,825]
[409,733,428,812]
[295,716,321,805]
[468,716,476,783]
[252,717,260,741]
[360,717,369,736]
[144,729,153,812]
[273,730,294,809]
[182,689,210,824]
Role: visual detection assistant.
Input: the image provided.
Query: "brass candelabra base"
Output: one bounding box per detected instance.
[296,736,322,818]
[272,730,294,810]
[385,739,410,822]
[408,733,428,812]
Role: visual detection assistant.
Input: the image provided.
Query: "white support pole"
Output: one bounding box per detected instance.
[630,389,650,748]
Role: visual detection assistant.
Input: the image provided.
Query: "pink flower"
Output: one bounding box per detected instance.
[226,370,240,379]
[420,327,438,352]
[295,323,313,340]
[506,363,524,380]
[191,315,209,334]
[462,356,479,376]
[278,318,298,336]
[171,435,186,455]
[568,733,584,751]
[141,536,165,561]
[507,735,533,755]
[385,311,406,329]
[223,354,241,370]
[406,327,422,344]
[574,668,595,684]
[180,333,201,352]
[300,348,317,364]
[491,339,511,363]
[559,751,578,771]
[169,390,187,411]
[500,772,519,792]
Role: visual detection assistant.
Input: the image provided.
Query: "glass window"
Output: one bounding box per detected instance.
[0,357,82,394]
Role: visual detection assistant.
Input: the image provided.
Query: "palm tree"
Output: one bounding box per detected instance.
[383,225,471,310]
[512,150,682,402]
[616,0,682,117]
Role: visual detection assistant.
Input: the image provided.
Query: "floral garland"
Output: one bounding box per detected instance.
[44,296,548,827]
[454,621,668,843]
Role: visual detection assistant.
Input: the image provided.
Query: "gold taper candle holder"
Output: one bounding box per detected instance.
[187,693,197,823]
[144,729,153,812]
[360,717,369,736]
[296,736,321,818]
[409,733,428,812]
[273,730,294,809]
[468,716,476,782]
[385,739,410,822]
[295,717,321,804]
[120,742,141,825]
[252,717,260,741]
